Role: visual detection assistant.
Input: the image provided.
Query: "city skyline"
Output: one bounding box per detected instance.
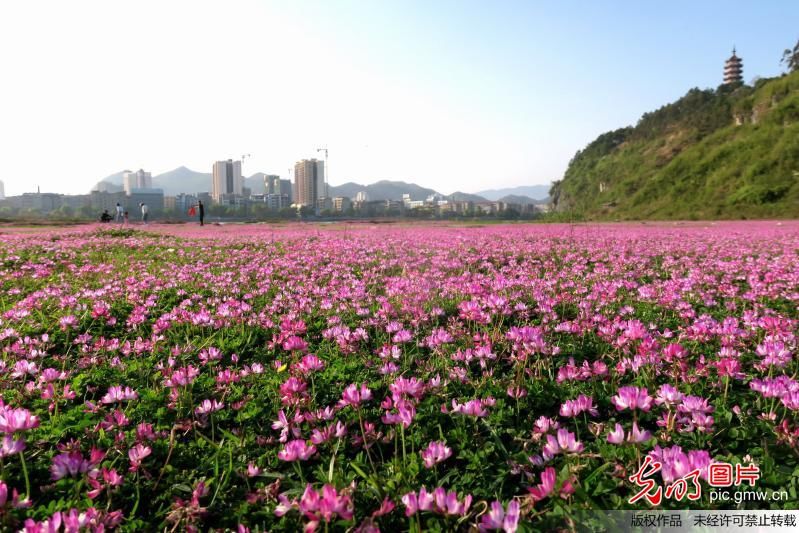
[1,1,798,197]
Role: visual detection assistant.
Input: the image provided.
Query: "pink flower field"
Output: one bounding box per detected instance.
[0,221,797,531]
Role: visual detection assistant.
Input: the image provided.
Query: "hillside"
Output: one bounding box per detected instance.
[551,70,799,219]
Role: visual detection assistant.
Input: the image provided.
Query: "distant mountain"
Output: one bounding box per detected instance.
[153,167,211,195]
[476,185,551,201]
[93,167,210,195]
[94,167,273,196]
[91,168,549,205]
[448,191,488,202]
[244,174,267,195]
[329,180,439,201]
[98,171,126,185]
[497,194,546,205]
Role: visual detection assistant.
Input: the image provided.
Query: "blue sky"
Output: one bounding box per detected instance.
[0,1,796,196]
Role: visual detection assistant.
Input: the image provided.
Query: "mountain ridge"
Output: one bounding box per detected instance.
[94,171,550,203]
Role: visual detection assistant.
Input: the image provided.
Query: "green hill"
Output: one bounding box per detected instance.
[551,70,799,219]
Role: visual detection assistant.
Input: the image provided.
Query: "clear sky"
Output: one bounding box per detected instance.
[1,1,797,196]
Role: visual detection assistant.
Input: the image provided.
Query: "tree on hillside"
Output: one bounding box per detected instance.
[782,39,799,72]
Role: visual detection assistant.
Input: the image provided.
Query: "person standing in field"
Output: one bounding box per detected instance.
[123,211,129,226]
[198,200,205,226]
[115,202,123,223]
[139,202,149,225]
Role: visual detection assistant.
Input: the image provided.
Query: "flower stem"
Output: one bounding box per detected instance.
[18,451,30,498]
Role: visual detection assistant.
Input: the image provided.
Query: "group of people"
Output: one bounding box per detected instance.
[98,201,205,226]
[99,204,128,223]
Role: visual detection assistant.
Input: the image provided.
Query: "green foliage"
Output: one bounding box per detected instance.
[782,38,799,73]
[555,70,799,219]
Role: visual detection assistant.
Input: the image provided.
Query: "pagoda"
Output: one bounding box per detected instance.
[724,48,743,85]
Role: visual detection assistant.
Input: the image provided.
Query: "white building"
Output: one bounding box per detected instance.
[0,179,4,200]
[122,169,152,195]
[355,190,369,202]
[212,159,243,204]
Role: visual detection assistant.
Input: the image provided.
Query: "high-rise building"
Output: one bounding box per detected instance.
[293,159,325,207]
[279,178,292,203]
[212,159,243,204]
[0,179,4,200]
[724,48,743,85]
[123,169,152,195]
[264,174,281,195]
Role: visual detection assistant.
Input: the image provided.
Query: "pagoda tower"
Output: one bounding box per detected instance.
[724,48,743,85]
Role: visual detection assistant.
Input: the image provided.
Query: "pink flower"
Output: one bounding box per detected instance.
[421,441,452,468]
[506,386,527,399]
[0,480,30,509]
[542,428,583,459]
[648,445,711,485]
[297,354,325,373]
[0,407,39,433]
[278,439,317,462]
[195,399,224,415]
[389,377,426,401]
[654,384,684,407]
[432,486,472,516]
[164,365,200,387]
[533,416,559,434]
[528,467,556,502]
[607,423,625,444]
[556,428,583,453]
[51,451,90,480]
[381,399,416,428]
[59,315,78,330]
[128,444,152,472]
[628,422,653,443]
[611,386,653,412]
[559,394,598,417]
[450,399,489,417]
[402,486,471,517]
[0,435,25,458]
[479,499,520,532]
[311,484,354,522]
[339,383,373,408]
[279,484,354,527]
[282,336,308,353]
[100,385,138,404]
